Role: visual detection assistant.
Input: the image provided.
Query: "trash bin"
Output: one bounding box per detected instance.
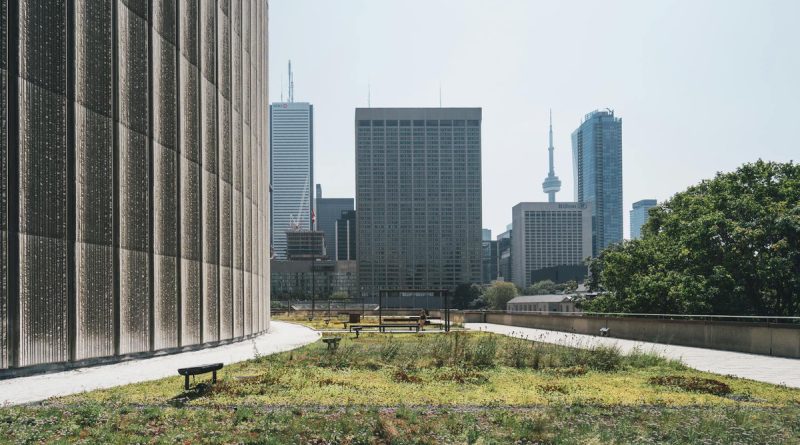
[349,313,361,323]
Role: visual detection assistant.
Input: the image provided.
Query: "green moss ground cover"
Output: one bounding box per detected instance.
[2,332,799,444]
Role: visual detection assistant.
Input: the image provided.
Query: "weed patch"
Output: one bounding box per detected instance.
[650,375,732,396]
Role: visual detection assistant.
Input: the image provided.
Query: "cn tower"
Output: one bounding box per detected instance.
[542,109,562,202]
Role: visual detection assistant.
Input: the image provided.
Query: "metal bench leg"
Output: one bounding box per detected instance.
[212,371,217,384]
[184,375,190,391]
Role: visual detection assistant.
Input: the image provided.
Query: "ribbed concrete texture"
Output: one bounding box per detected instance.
[1,0,270,375]
[468,323,800,388]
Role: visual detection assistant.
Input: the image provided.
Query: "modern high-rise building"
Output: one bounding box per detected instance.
[572,109,623,256]
[356,108,482,295]
[335,210,357,261]
[1,1,270,375]
[497,227,513,282]
[482,239,499,284]
[482,229,492,241]
[511,203,592,289]
[315,184,354,258]
[630,199,658,240]
[541,110,562,202]
[270,102,313,259]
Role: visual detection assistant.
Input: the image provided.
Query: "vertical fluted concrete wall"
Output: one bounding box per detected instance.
[0,0,269,375]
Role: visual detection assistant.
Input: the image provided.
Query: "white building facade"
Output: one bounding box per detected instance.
[270,102,314,259]
[511,202,592,289]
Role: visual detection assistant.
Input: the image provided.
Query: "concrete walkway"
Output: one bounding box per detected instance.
[0,321,320,406]
[467,323,800,388]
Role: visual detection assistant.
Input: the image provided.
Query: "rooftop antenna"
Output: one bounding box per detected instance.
[439,83,442,107]
[280,71,284,102]
[368,82,371,108]
[288,60,294,103]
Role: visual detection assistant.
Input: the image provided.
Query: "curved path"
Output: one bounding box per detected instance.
[0,321,320,406]
[467,323,800,388]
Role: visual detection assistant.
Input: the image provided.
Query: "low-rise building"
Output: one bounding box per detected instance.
[506,294,581,314]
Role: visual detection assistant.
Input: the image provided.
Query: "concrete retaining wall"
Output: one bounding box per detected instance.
[464,312,800,359]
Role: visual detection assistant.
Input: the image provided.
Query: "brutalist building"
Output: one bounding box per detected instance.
[0,1,270,374]
[355,108,482,296]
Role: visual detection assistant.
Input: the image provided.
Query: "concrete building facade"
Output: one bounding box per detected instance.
[1,1,270,375]
[630,199,657,240]
[572,109,623,256]
[511,203,592,289]
[270,101,313,259]
[355,108,482,295]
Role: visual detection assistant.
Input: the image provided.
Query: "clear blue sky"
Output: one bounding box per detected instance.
[269,0,800,238]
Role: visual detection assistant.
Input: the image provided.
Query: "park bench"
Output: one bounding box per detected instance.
[379,324,420,333]
[382,316,420,323]
[177,363,223,390]
[322,337,342,350]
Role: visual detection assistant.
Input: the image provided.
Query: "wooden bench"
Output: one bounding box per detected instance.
[177,363,223,390]
[379,324,420,333]
[383,316,420,323]
[322,337,342,350]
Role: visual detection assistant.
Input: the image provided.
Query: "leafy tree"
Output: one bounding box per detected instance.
[525,280,558,295]
[330,291,349,300]
[584,160,800,316]
[484,281,519,310]
[452,283,483,309]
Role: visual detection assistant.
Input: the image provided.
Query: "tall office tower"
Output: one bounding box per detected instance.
[572,109,623,256]
[511,203,592,289]
[630,199,658,240]
[270,102,313,259]
[482,240,499,284]
[0,1,270,374]
[356,108,482,295]
[335,210,357,261]
[541,110,562,202]
[481,228,495,283]
[496,227,513,282]
[315,184,354,258]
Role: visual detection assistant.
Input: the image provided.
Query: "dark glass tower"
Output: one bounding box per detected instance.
[355,108,482,295]
[572,109,623,256]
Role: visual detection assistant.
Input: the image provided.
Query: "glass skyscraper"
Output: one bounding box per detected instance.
[315,185,354,259]
[572,109,623,256]
[270,102,313,259]
[630,199,657,240]
[356,108,482,295]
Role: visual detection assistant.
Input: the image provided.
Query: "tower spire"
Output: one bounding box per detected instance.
[542,109,562,202]
[548,109,554,174]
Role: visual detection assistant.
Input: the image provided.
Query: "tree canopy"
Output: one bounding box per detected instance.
[584,160,800,316]
[524,280,578,295]
[484,281,518,310]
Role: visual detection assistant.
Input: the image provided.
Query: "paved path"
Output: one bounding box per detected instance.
[467,323,800,388]
[0,321,320,406]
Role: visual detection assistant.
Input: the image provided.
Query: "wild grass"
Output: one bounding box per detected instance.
[3,332,799,443]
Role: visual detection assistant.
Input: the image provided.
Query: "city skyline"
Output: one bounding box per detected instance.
[269,0,800,238]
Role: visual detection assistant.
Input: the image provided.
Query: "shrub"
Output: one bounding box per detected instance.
[379,338,403,362]
[467,335,498,368]
[583,345,622,372]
